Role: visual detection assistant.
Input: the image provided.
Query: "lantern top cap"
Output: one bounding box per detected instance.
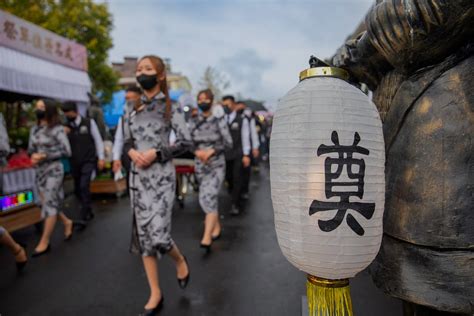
[299,55,349,82]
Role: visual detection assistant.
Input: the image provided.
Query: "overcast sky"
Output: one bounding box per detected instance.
[103,0,373,108]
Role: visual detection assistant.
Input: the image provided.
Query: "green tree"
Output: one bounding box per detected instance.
[0,0,118,102]
[199,66,230,101]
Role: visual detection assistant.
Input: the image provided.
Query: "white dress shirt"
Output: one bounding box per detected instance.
[249,117,260,150]
[112,117,124,161]
[243,109,260,150]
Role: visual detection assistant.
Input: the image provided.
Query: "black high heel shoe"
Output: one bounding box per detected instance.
[32,244,51,258]
[65,221,87,241]
[211,233,221,241]
[64,233,73,241]
[140,296,164,316]
[64,227,73,241]
[73,220,87,231]
[16,260,27,271]
[177,256,190,289]
[200,242,211,253]
[14,243,28,271]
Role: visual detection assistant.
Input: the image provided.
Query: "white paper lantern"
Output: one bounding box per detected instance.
[270,64,385,314]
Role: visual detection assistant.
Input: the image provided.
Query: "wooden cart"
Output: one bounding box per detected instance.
[0,204,42,232]
[1,167,42,232]
[90,178,127,196]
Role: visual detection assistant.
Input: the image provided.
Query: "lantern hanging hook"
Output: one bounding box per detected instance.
[309,56,330,68]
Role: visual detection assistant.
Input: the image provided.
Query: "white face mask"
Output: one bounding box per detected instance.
[126,100,138,109]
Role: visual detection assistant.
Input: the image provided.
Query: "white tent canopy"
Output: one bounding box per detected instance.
[0,46,91,102]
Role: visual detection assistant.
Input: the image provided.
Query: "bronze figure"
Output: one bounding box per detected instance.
[332,1,474,314]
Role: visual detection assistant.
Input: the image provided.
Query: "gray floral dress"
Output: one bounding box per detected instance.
[189,114,233,213]
[123,93,192,257]
[28,124,71,218]
[0,113,9,166]
[0,114,9,236]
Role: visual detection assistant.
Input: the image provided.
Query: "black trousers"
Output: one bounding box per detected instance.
[71,161,96,220]
[242,153,260,195]
[241,165,251,195]
[225,158,243,207]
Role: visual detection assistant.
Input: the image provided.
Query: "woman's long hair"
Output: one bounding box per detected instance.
[38,99,61,128]
[138,55,172,122]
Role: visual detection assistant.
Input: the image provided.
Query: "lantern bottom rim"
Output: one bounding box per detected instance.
[307,275,349,288]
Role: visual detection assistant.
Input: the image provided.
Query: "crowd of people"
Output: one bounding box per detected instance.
[0,54,271,316]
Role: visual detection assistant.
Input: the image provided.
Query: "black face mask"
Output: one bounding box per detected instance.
[224,106,231,114]
[198,102,212,112]
[66,115,76,123]
[237,109,244,114]
[35,109,46,120]
[136,73,158,90]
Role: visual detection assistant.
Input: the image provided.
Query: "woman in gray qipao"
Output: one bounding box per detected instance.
[189,89,233,251]
[123,55,192,315]
[28,99,75,257]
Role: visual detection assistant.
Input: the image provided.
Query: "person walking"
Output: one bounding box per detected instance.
[87,93,109,141]
[112,86,142,187]
[189,89,232,251]
[28,99,76,256]
[123,55,191,316]
[0,227,28,271]
[240,103,260,200]
[0,112,9,168]
[62,101,105,221]
[0,113,27,269]
[221,95,251,216]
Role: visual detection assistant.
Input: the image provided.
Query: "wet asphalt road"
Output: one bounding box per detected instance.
[0,165,402,316]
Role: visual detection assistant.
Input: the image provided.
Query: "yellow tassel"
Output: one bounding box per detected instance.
[307,275,353,316]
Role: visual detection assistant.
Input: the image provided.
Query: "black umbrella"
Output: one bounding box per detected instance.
[240,99,267,112]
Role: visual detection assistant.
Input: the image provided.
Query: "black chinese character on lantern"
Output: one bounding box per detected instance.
[309,131,375,236]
